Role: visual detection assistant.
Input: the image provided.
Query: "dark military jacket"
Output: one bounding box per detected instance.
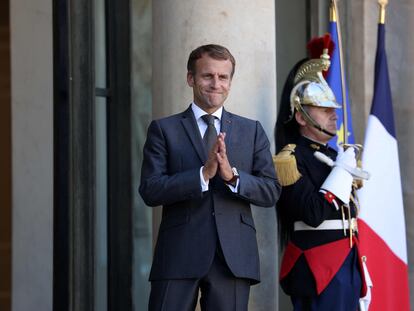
[277,136,359,297]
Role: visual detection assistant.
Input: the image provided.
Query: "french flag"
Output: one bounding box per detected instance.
[357,23,410,310]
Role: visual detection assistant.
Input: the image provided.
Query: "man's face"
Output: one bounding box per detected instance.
[296,106,338,143]
[187,54,233,114]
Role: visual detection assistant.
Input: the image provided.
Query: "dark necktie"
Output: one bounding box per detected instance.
[201,114,217,153]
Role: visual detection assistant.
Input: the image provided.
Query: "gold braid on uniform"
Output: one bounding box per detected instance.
[273,144,302,186]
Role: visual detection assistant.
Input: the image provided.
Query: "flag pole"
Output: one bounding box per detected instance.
[330,0,348,144]
[378,0,388,24]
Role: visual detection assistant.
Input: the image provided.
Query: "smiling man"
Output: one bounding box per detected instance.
[139,44,280,311]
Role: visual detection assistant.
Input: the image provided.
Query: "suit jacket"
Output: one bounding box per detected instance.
[139,106,280,284]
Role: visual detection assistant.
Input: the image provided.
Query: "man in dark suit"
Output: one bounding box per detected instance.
[139,44,280,311]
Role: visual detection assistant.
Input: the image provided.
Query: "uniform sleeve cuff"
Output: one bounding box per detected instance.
[320,189,339,210]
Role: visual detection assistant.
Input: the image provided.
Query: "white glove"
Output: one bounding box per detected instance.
[337,146,356,166]
[320,147,356,205]
[314,145,370,180]
[335,146,357,173]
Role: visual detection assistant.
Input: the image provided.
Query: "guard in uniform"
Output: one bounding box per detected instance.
[274,35,367,311]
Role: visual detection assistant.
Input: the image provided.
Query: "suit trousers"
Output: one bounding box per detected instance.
[148,246,251,311]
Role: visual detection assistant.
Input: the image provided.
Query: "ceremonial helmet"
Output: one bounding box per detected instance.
[290,34,341,135]
[275,34,341,152]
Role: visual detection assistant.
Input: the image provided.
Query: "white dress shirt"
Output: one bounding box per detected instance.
[191,103,239,193]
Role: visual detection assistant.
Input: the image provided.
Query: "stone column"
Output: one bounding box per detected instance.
[348,0,414,306]
[10,0,53,310]
[152,1,278,309]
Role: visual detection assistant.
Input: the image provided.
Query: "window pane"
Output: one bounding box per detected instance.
[94,96,108,311]
[95,0,107,89]
[94,0,108,309]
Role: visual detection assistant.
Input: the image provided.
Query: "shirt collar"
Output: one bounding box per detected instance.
[299,135,336,154]
[191,102,223,121]
[301,135,329,147]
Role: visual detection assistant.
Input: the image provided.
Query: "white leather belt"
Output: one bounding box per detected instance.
[294,218,358,232]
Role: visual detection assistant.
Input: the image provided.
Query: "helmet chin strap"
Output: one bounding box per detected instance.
[296,104,336,137]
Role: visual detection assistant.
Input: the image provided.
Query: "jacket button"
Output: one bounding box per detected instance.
[212,212,215,216]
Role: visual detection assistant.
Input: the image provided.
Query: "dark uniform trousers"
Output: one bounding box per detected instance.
[148,245,250,311]
[291,247,361,311]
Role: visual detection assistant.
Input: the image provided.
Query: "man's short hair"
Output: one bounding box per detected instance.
[187,44,236,77]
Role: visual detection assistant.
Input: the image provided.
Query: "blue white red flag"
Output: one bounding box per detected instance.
[357,23,410,311]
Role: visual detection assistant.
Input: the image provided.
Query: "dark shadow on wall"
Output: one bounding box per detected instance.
[0,1,11,310]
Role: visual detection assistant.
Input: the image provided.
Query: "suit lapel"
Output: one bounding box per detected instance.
[181,107,206,163]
